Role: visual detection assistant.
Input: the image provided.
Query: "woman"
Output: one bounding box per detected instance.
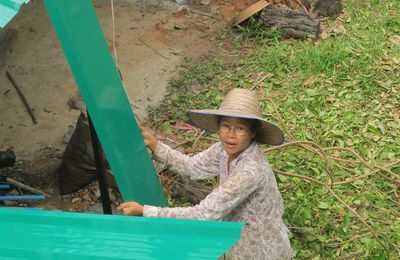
[118,88,292,259]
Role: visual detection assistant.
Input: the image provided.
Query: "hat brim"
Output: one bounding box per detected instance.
[187,109,284,145]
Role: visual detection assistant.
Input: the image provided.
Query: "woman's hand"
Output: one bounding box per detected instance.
[140,125,158,152]
[118,201,144,216]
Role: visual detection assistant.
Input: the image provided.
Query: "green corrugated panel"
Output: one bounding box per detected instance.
[0,0,30,28]
[43,0,167,206]
[0,208,243,259]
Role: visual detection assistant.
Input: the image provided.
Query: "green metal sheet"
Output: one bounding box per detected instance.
[43,0,166,206]
[0,0,30,28]
[0,208,244,259]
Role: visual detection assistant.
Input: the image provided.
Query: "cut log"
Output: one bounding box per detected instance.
[302,0,343,17]
[6,177,52,198]
[260,7,320,39]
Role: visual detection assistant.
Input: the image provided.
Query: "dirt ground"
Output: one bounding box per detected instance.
[0,0,254,212]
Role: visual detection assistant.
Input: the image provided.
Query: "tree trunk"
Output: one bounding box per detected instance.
[260,7,320,39]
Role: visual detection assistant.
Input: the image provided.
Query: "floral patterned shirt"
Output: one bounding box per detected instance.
[143,141,292,259]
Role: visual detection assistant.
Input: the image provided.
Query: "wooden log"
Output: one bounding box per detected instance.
[302,0,343,17]
[260,7,320,39]
[6,177,52,198]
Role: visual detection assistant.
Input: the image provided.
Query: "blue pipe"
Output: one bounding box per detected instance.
[0,206,43,210]
[0,184,11,189]
[0,195,45,200]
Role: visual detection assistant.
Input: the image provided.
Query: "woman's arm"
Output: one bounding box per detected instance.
[153,141,220,180]
[143,165,263,220]
[140,125,220,180]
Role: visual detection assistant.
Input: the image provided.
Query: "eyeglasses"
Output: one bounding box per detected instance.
[218,124,250,136]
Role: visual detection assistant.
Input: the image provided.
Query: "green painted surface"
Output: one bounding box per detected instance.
[0,0,30,28]
[0,208,244,259]
[43,0,166,206]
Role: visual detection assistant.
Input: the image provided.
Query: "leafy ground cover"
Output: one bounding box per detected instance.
[148,0,400,258]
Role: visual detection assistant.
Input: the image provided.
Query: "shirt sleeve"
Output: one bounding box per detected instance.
[143,163,263,220]
[152,141,220,180]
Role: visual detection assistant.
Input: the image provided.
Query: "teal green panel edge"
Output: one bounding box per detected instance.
[0,0,30,28]
[43,0,166,206]
[0,208,244,259]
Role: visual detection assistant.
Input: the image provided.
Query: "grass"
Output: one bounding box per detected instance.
[148,0,400,258]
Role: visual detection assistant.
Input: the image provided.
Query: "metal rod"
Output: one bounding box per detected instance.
[88,114,112,214]
[5,71,38,124]
[0,195,45,200]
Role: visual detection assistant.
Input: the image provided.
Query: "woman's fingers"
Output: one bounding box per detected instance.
[117,202,129,210]
[139,125,158,151]
[120,207,128,215]
[118,202,133,215]
[118,201,144,216]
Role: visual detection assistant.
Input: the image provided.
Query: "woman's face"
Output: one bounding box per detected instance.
[218,117,255,159]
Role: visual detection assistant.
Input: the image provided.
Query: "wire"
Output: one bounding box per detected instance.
[109,0,138,115]
[110,0,119,69]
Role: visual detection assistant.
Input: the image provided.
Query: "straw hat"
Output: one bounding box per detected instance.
[187,88,284,145]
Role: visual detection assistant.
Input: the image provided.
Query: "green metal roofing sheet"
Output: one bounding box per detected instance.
[43,0,167,206]
[0,208,244,259]
[0,0,30,28]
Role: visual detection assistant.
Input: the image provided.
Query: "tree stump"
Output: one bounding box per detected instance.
[260,7,320,39]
